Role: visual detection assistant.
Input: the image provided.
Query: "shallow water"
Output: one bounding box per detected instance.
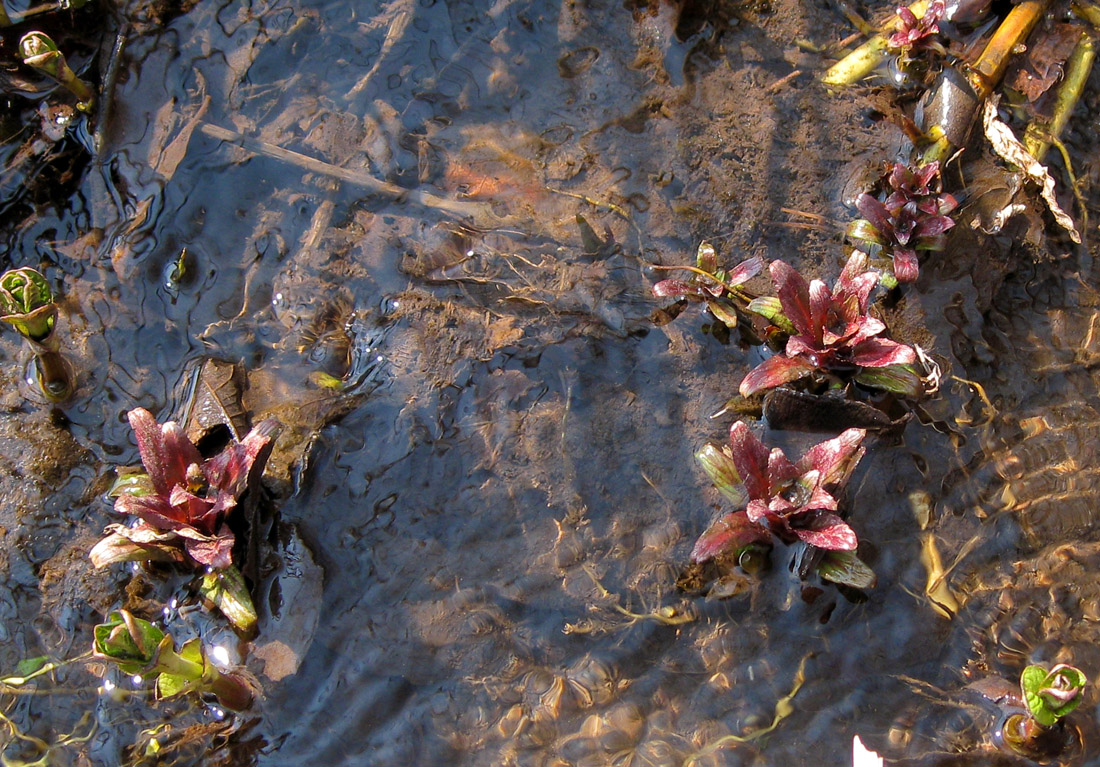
[3,0,1100,765]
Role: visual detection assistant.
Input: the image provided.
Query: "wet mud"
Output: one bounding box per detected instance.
[2,0,1100,765]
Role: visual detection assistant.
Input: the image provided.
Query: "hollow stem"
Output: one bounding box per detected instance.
[32,349,73,402]
[966,0,1049,100]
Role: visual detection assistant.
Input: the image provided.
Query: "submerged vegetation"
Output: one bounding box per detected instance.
[0,0,1097,763]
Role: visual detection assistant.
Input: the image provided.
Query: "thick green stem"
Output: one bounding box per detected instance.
[1024,34,1095,161]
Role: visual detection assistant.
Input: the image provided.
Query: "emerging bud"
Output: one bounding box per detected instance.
[0,268,57,344]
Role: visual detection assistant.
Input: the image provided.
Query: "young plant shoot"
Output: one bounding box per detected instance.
[742,252,921,398]
[89,408,281,632]
[93,610,256,711]
[0,267,73,401]
[651,242,764,329]
[1002,663,1087,758]
[692,422,875,588]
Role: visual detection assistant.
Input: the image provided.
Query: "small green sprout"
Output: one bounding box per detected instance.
[18,31,94,111]
[1002,663,1087,759]
[93,610,256,711]
[0,267,57,344]
[1022,663,1086,727]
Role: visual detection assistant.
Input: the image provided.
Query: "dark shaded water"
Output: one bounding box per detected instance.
[3,0,1100,765]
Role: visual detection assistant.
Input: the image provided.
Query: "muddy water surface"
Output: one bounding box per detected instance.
[3,0,1100,765]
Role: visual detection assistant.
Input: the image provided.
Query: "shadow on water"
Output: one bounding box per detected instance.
[3,0,1100,765]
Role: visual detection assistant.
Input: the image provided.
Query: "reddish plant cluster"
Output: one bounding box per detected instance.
[889,0,947,57]
[692,422,874,587]
[848,161,957,283]
[741,251,919,397]
[90,408,280,571]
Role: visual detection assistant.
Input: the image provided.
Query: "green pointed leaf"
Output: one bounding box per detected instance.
[178,638,205,667]
[696,242,718,272]
[854,364,924,397]
[746,297,797,334]
[93,611,166,674]
[200,565,257,634]
[107,469,155,498]
[705,299,739,329]
[155,672,192,700]
[817,550,876,588]
[696,443,748,507]
[846,219,885,248]
[88,530,183,568]
[1022,665,1058,726]
[13,656,50,678]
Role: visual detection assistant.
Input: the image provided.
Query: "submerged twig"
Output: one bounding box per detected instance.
[93,23,129,156]
[198,122,494,220]
[346,0,414,100]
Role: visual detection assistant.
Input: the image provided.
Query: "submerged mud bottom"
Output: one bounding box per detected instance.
[2,0,1100,765]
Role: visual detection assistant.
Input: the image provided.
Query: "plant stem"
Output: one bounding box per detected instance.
[1024,33,1095,161]
[32,349,73,402]
[966,0,1049,100]
[198,122,494,220]
[647,264,745,295]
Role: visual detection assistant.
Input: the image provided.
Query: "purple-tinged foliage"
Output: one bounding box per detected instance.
[90,408,280,571]
[692,422,867,564]
[652,242,764,328]
[848,162,957,284]
[889,0,947,56]
[741,252,918,396]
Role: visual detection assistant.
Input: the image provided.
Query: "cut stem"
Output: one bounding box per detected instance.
[966,0,1049,100]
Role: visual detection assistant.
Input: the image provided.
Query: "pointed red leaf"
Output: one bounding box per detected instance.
[765,447,798,491]
[805,484,840,512]
[128,408,202,497]
[116,493,188,532]
[792,512,857,551]
[852,337,917,367]
[745,498,772,526]
[855,195,895,239]
[915,214,955,238]
[786,335,828,359]
[739,355,816,397]
[690,511,770,563]
[797,428,866,486]
[892,248,918,282]
[770,260,814,338]
[727,421,770,500]
[652,279,696,298]
[203,419,279,499]
[183,525,236,569]
[168,486,217,533]
[727,255,764,286]
[807,280,830,344]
